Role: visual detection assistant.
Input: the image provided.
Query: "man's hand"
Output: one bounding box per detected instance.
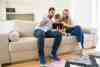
[39,20,49,27]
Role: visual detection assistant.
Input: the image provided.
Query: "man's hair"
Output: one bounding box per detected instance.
[49,7,55,11]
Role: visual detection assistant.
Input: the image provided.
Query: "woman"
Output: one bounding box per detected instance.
[62,9,84,50]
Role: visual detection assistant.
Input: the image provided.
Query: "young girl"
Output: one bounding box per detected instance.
[53,14,64,34]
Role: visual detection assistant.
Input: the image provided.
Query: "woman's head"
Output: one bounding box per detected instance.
[63,9,69,18]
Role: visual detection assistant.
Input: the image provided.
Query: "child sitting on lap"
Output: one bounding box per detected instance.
[53,14,65,35]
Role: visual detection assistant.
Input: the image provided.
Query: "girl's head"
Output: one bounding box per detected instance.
[54,14,61,22]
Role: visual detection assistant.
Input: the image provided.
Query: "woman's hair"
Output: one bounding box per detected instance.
[64,9,69,12]
[62,9,69,20]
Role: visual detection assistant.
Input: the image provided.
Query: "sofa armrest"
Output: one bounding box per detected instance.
[0,32,10,64]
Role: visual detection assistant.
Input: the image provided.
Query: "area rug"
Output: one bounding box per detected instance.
[48,60,80,67]
[48,60,66,67]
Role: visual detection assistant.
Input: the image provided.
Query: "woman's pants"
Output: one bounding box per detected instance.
[65,25,84,48]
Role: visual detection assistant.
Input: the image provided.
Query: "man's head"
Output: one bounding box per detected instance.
[63,9,69,18]
[48,7,55,18]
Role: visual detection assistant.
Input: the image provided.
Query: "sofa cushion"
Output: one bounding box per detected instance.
[9,37,38,52]
[8,31,20,42]
[9,37,54,52]
[9,36,77,52]
[10,51,35,62]
[15,20,39,37]
[45,36,77,48]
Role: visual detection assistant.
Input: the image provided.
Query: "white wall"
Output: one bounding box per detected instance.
[0,0,70,21]
[6,0,70,13]
[0,8,6,21]
[0,20,15,33]
[6,0,33,14]
[33,0,70,21]
[6,0,70,21]
[0,0,6,20]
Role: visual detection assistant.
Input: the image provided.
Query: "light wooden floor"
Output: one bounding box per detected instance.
[6,48,95,67]
[6,52,80,67]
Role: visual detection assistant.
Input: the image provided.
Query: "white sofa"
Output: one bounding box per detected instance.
[0,20,82,66]
[0,32,10,67]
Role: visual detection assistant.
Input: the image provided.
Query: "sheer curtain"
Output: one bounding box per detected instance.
[70,0,97,30]
[70,0,98,48]
[96,0,100,52]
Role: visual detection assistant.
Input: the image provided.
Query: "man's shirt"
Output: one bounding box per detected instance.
[35,15,54,32]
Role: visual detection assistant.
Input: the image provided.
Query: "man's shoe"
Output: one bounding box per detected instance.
[48,54,60,61]
[40,64,48,67]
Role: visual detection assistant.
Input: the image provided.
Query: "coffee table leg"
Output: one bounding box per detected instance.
[0,64,2,67]
[65,62,70,67]
[65,55,99,67]
[89,55,99,67]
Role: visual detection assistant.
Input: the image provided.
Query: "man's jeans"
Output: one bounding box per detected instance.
[34,29,62,64]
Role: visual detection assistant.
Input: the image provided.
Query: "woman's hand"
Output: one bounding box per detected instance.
[63,22,73,27]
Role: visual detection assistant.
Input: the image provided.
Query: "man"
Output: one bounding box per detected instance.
[34,7,62,67]
[62,9,84,51]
